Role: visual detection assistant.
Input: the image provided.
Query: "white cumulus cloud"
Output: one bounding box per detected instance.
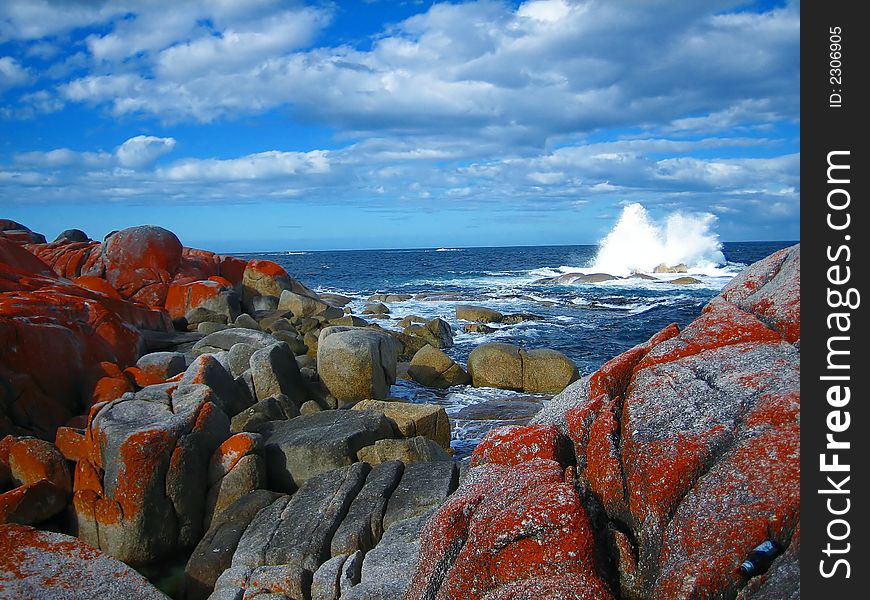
[116,136,177,169]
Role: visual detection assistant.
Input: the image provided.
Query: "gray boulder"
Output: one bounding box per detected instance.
[229,464,370,600]
[53,228,90,243]
[455,305,503,323]
[251,410,394,492]
[341,509,436,600]
[193,328,277,355]
[249,342,306,406]
[331,460,404,557]
[184,490,282,600]
[74,383,230,565]
[180,354,253,418]
[357,437,452,466]
[278,290,343,320]
[136,351,187,380]
[0,524,169,599]
[230,394,299,433]
[383,461,458,531]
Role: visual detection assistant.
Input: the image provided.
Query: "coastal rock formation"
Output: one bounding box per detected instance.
[317,327,398,404]
[0,524,169,599]
[1,236,171,439]
[403,316,454,349]
[407,344,470,388]
[540,243,799,598]
[456,304,503,323]
[467,343,578,393]
[72,383,231,565]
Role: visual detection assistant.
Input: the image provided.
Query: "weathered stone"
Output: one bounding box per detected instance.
[54,228,91,243]
[249,342,305,406]
[358,436,451,466]
[328,315,368,327]
[299,400,321,415]
[252,295,279,312]
[408,345,470,388]
[362,302,390,315]
[352,400,451,450]
[501,313,545,324]
[521,348,578,394]
[331,460,404,557]
[234,313,260,330]
[463,323,496,334]
[311,554,348,600]
[204,454,266,530]
[231,463,370,600]
[407,460,609,600]
[317,327,398,404]
[653,263,688,273]
[383,461,458,531]
[184,490,281,600]
[404,317,454,349]
[667,276,701,285]
[383,329,429,361]
[241,259,315,310]
[251,410,394,492]
[367,294,412,303]
[193,328,277,355]
[456,305,503,323]
[398,315,426,328]
[470,424,567,468]
[72,383,230,565]
[198,321,228,335]
[230,395,298,433]
[341,509,435,600]
[467,343,524,390]
[0,524,169,599]
[278,290,343,320]
[270,330,307,355]
[180,354,253,418]
[227,343,258,378]
[136,351,187,380]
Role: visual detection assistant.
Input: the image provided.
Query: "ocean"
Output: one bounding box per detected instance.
[238,240,794,457]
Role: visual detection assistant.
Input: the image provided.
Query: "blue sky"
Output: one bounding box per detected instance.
[0,0,799,251]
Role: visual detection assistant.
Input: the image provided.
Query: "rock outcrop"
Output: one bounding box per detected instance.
[467,343,578,393]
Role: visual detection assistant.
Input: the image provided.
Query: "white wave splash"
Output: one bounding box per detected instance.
[588,203,726,276]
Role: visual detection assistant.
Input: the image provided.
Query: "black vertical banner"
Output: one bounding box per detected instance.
[802,1,869,597]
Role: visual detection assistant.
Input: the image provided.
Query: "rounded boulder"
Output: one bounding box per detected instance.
[317,327,398,404]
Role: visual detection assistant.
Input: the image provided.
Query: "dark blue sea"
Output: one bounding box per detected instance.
[240,241,794,457]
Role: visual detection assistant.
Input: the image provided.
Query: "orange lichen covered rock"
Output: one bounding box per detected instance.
[0,524,168,598]
[0,436,71,525]
[407,458,611,600]
[102,225,183,306]
[720,244,800,343]
[73,383,230,565]
[470,424,566,468]
[165,278,240,322]
[529,244,800,598]
[1,236,172,439]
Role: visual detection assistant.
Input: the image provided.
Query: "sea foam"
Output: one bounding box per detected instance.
[588,203,726,276]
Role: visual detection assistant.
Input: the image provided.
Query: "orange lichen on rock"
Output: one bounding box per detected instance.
[408,458,611,600]
[470,424,566,468]
[635,299,780,371]
[584,397,626,514]
[0,436,71,525]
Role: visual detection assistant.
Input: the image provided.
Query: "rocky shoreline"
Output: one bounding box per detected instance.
[1,220,799,599]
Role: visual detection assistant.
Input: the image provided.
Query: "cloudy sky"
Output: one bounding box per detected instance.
[0,0,799,251]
